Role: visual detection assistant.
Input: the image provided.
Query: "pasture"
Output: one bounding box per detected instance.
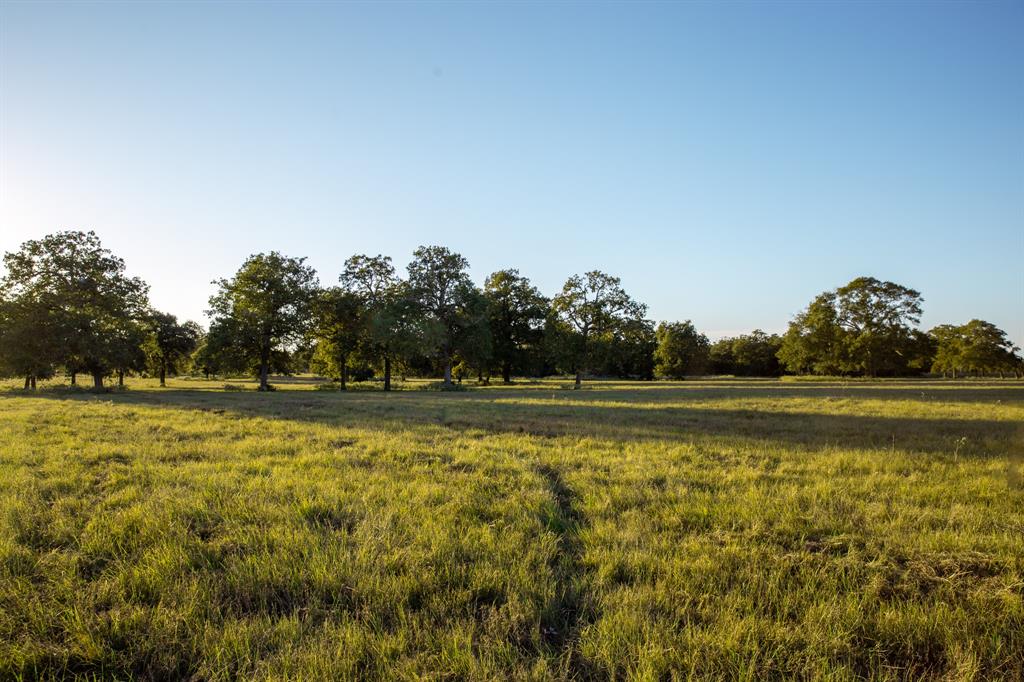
[1,378,1022,680]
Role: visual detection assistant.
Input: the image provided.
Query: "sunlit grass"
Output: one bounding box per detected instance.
[1,378,1021,679]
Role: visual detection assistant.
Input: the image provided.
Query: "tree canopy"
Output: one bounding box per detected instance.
[930,320,1021,378]
[144,312,202,387]
[406,246,483,386]
[552,271,648,389]
[1,231,149,388]
[654,321,710,379]
[207,252,319,391]
[2,232,1020,388]
[484,269,547,384]
[779,277,932,377]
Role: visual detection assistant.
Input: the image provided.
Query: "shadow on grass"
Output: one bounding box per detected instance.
[2,384,1019,457]
[490,381,1024,406]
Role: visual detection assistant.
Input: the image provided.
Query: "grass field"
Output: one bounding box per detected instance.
[1,377,1022,680]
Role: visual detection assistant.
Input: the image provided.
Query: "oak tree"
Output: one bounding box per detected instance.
[207,252,318,391]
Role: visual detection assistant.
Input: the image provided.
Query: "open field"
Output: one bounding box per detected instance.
[1,378,1022,680]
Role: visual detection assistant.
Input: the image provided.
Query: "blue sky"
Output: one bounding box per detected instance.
[2,1,1022,344]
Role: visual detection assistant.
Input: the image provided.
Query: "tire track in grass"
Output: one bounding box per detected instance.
[535,463,597,677]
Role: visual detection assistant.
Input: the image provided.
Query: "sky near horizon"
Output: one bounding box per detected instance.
[1,1,1022,344]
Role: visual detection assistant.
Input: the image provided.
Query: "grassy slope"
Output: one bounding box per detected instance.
[0,378,1021,680]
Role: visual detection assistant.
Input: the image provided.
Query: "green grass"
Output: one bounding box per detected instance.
[1,377,1022,680]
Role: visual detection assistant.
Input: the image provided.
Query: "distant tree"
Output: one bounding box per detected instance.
[905,329,937,374]
[540,310,577,377]
[707,331,783,376]
[780,277,925,377]
[310,287,365,390]
[406,246,480,386]
[454,286,493,383]
[930,320,1020,378]
[192,323,249,378]
[484,269,548,383]
[589,317,656,379]
[708,337,736,375]
[109,319,148,387]
[377,283,434,389]
[835,277,922,377]
[1,230,149,389]
[339,254,405,390]
[731,330,783,376]
[778,292,846,375]
[340,254,398,304]
[144,312,201,386]
[207,252,318,391]
[190,336,214,379]
[0,295,59,388]
[929,324,965,378]
[961,320,1020,377]
[552,271,647,389]
[654,321,710,379]
[288,342,317,375]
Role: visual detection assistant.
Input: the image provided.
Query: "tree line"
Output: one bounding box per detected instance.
[1,231,1020,390]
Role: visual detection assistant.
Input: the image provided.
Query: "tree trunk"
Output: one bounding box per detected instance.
[443,356,453,385]
[24,375,30,390]
[30,375,36,390]
[340,356,348,391]
[502,362,511,384]
[92,371,104,390]
[258,343,270,391]
[118,370,124,387]
[70,371,76,386]
[159,362,166,387]
[383,355,392,392]
[477,367,483,384]
[574,370,582,390]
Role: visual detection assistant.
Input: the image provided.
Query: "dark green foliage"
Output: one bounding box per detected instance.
[777,292,845,375]
[453,286,493,383]
[108,318,148,386]
[836,277,923,376]
[3,232,1018,385]
[731,330,783,376]
[709,330,783,376]
[930,320,1021,378]
[144,312,202,386]
[207,252,319,391]
[654,320,710,379]
[192,320,250,378]
[0,295,58,387]
[780,277,929,377]
[589,316,657,379]
[406,246,488,386]
[339,254,407,390]
[551,271,648,388]
[310,288,365,389]
[0,230,149,389]
[484,269,548,383]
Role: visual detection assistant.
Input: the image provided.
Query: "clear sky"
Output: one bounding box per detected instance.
[2,1,1022,344]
